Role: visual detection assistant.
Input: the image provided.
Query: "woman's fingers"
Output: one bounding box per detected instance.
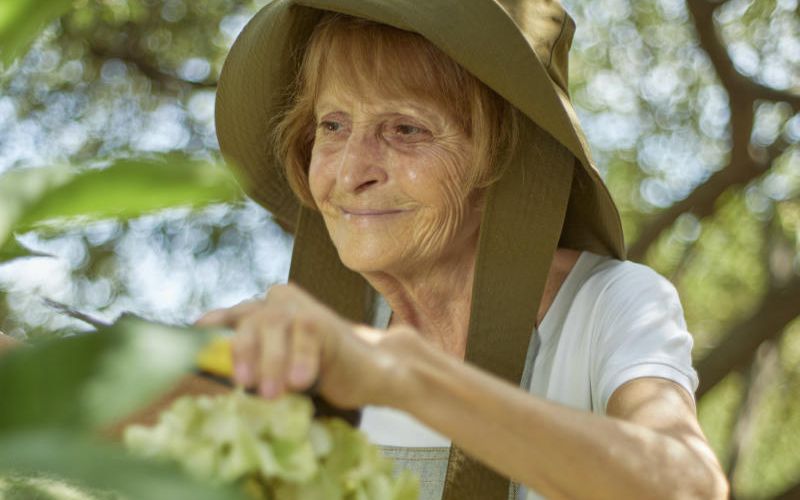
[193,299,262,327]
[196,284,396,408]
[231,321,260,387]
[256,315,289,399]
[287,318,322,391]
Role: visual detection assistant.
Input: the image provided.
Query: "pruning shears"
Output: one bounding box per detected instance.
[41,298,360,425]
[42,297,236,384]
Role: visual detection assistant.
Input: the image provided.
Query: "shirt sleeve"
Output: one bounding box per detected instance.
[589,262,699,412]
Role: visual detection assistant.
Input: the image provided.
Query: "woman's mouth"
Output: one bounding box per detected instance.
[340,207,406,216]
[338,207,410,223]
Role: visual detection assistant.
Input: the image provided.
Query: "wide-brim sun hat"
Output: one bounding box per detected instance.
[216,1,625,498]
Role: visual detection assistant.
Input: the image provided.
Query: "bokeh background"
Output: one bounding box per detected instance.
[0,0,798,498]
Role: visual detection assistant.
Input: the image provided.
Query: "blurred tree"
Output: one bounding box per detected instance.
[565,1,800,497]
[0,0,798,498]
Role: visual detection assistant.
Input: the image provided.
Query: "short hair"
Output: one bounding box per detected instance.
[273,12,520,208]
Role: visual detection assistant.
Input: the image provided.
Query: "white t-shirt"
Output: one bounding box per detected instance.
[359,251,699,499]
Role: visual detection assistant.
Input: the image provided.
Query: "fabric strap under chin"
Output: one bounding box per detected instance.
[440,120,574,500]
[288,118,574,499]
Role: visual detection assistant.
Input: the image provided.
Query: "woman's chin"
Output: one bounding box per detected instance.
[337,250,403,275]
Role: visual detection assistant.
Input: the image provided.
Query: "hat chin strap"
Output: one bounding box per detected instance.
[288,119,574,498]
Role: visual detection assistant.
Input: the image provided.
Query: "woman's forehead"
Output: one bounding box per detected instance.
[312,72,460,132]
[315,78,446,115]
[315,52,439,96]
[301,15,475,131]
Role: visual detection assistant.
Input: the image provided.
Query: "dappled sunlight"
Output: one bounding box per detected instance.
[0,0,798,497]
[0,202,291,337]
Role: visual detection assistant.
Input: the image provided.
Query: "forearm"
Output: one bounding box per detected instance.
[392,339,723,500]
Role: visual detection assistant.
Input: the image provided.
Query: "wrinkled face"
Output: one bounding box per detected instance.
[308,81,481,276]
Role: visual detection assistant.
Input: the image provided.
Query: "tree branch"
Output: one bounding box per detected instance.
[687,0,800,111]
[695,276,800,398]
[87,42,217,90]
[627,133,772,261]
[748,81,800,110]
[628,0,797,260]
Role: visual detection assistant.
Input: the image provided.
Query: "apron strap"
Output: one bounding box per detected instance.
[442,120,575,499]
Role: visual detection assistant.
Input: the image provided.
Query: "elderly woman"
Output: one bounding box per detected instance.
[198,1,728,499]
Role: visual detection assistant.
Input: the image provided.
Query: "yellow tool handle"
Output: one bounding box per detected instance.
[195,336,234,378]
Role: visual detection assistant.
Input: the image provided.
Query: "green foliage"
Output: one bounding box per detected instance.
[661,191,769,353]
[733,320,800,499]
[124,391,419,499]
[0,238,54,261]
[697,371,744,470]
[0,315,244,499]
[0,156,242,263]
[0,0,74,67]
[0,430,244,500]
[0,315,222,430]
[0,471,123,499]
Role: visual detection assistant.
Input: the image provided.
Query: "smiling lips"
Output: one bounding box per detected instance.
[340,207,407,216]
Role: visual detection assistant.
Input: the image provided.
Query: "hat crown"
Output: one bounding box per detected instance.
[495,0,574,94]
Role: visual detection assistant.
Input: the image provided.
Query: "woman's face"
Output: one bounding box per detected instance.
[308,81,481,276]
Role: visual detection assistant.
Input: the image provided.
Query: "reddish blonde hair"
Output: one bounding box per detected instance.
[273,13,519,208]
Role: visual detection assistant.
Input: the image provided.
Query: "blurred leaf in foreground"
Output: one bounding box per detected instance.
[0,315,225,430]
[0,237,55,261]
[0,156,243,262]
[0,0,74,67]
[0,429,244,500]
[0,471,123,499]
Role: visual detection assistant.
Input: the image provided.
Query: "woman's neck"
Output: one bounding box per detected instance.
[362,247,582,359]
[363,241,478,359]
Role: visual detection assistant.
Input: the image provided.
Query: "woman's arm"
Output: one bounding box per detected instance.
[196,284,728,500]
[394,333,728,500]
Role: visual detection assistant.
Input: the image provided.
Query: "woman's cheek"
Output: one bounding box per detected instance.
[308,150,336,208]
[407,147,474,261]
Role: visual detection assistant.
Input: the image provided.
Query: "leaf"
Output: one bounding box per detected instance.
[0,0,74,67]
[0,429,245,500]
[0,165,74,254]
[81,317,226,429]
[0,316,226,430]
[0,156,243,261]
[0,237,55,263]
[16,156,243,227]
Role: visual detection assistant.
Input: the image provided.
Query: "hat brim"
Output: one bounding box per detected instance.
[215,0,625,259]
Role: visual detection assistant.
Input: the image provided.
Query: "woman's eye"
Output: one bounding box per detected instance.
[318,121,342,133]
[396,124,422,135]
[388,123,431,142]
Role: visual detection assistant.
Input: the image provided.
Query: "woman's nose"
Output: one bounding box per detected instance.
[337,130,388,193]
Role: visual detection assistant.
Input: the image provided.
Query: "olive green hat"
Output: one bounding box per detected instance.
[216,0,625,498]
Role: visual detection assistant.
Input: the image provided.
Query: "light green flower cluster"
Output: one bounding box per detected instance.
[123,391,418,500]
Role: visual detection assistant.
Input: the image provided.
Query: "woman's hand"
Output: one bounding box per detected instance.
[194,283,415,409]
